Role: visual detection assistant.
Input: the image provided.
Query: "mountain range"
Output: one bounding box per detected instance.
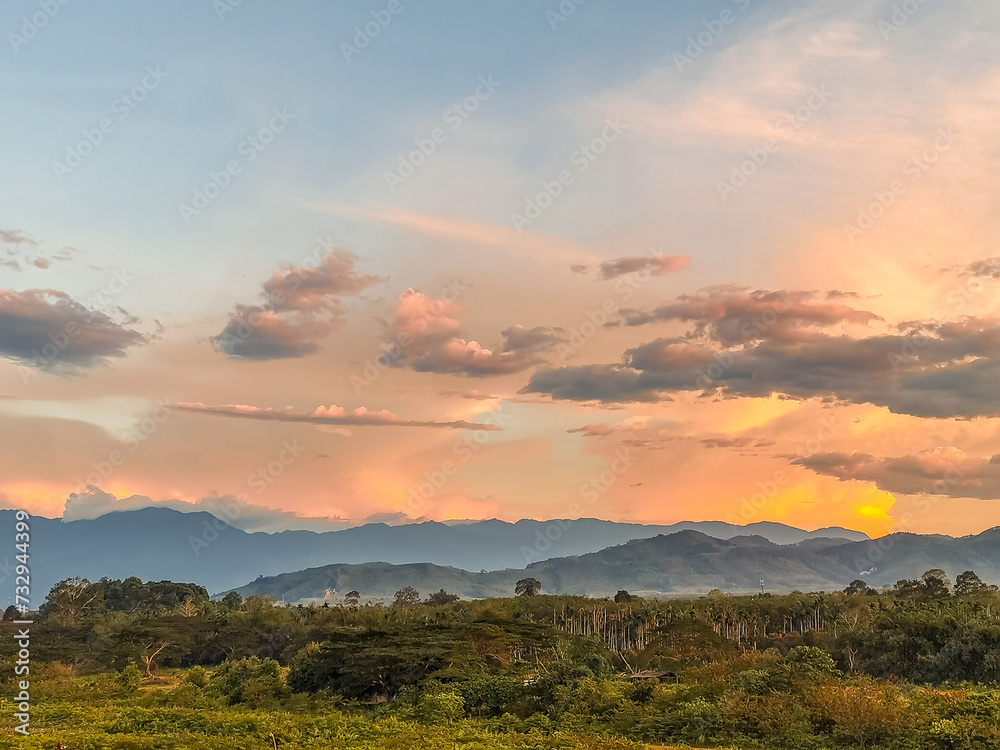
[232,527,1000,603]
[0,507,866,600]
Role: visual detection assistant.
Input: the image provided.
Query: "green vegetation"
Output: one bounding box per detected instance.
[2,573,1000,748]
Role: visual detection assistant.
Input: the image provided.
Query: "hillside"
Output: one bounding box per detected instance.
[229,527,1000,602]
[0,508,866,599]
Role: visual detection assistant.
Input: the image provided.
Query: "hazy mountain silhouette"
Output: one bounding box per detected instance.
[0,507,866,599]
[230,528,1000,602]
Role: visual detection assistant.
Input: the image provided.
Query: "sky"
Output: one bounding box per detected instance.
[2,0,1000,538]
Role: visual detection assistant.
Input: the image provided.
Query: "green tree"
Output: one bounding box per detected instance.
[844,579,876,595]
[210,656,289,707]
[393,586,421,608]
[515,578,541,597]
[41,578,104,626]
[955,570,986,596]
[221,591,243,610]
[425,589,459,606]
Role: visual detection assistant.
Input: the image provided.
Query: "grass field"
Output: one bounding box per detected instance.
[0,671,653,750]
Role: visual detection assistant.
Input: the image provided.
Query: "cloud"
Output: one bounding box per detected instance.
[439,389,501,401]
[701,436,776,450]
[523,288,1000,418]
[0,288,146,370]
[0,229,38,246]
[212,251,380,360]
[963,257,1000,280]
[793,447,1000,499]
[323,204,599,265]
[572,253,691,280]
[619,286,882,344]
[176,401,500,431]
[387,289,564,377]
[0,232,81,271]
[63,486,356,532]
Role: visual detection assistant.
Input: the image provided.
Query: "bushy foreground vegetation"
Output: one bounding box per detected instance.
[2,574,1000,748]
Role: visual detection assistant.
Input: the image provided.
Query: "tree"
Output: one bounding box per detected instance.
[955,570,986,596]
[393,586,421,608]
[140,641,171,680]
[343,590,361,606]
[41,578,104,626]
[210,656,289,706]
[221,591,243,610]
[614,590,635,603]
[425,589,459,606]
[514,578,541,597]
[3,605,20,621]
[921,569,952,596]
[844,580,876,596]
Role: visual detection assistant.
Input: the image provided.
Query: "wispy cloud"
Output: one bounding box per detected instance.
[177,401,500,431]
[320,203,600,265]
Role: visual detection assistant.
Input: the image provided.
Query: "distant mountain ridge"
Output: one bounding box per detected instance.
[232,527,1000,603]
[0,507,867,600]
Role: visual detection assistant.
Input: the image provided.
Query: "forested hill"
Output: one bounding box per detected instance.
[231,527,1000,602]
[0,507,866,599]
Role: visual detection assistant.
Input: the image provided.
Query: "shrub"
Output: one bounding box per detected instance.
[210,656,289,707]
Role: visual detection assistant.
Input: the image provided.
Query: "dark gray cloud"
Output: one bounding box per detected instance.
[963,257,1000,280]
[213,251,380,360]
[793,448,1000,499]
[0,288,146,370]
[527,364,659,402]
[522,288,1000,419]
[572,253,690,280]
[701,436,776,450]
[618,286,882,344]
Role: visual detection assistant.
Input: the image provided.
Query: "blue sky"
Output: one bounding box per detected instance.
[3,0,1000,538]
